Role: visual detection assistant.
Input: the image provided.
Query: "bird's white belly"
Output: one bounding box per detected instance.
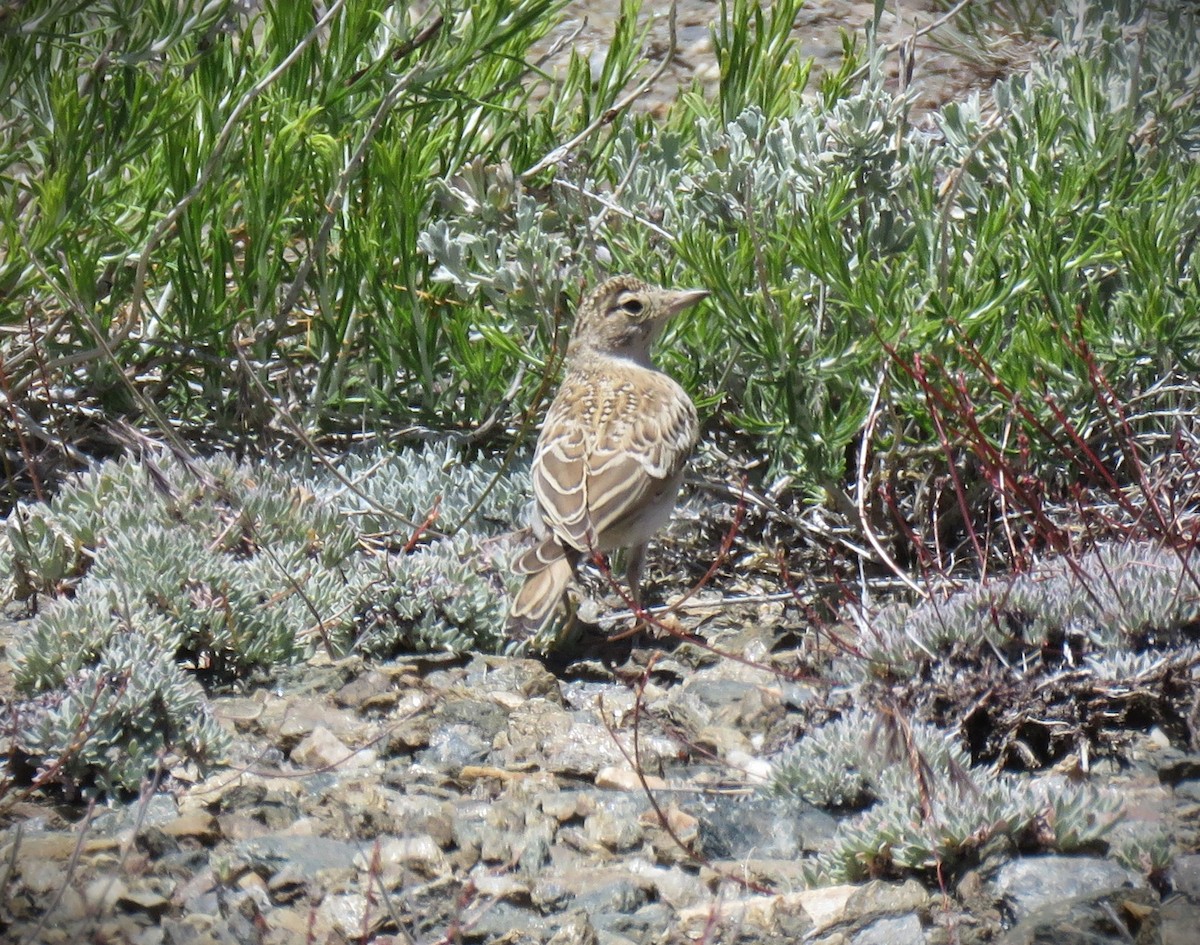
[594,469,684,550]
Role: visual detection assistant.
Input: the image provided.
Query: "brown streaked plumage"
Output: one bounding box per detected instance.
[509,275,708,641]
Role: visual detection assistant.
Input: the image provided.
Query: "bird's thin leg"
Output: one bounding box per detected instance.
[625,542,648,611]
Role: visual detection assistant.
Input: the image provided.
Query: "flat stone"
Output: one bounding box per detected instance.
[679,677,780,729]
[640,804,699,847]
[1169,854,1200,899]
[419,722,493,771]
[796,885,858,931]
[992,855,1146,919]
[118,884,174,915]
[471,870,533,902]
[359,835,448,881]
[457,901,554,941]
[694,793,837,860]
[848,879,929,916]
[6,832,114,863]
[703,857,810,890]
[623,858,706,907]
[92,794,180,836]
[548,723,632,775]
[540,790,584,821]
[272,695,363,747]
[16,858,70,895]
[995,886,1160,945]
[530,865,655,914]
[463,655,564,702]
[84,876,128,912]
[595,765,667,791]
[851,913,926,945]
[677,889,817,937]
[291,725,376,770]
[233,834,360,879]
[334,669,394,708]
[316,892,373,939]
[583,795,648,851]
[161,811,220,843]
[209,696,264,724]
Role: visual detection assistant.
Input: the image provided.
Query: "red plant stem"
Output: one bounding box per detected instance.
[402,495,442,553]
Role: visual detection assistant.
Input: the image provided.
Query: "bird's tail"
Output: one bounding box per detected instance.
[509,539,574,642]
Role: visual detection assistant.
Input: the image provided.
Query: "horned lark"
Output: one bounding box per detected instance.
[509,274,708,640]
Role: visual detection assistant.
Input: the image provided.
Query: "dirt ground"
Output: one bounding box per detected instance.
[536,0,1045,118]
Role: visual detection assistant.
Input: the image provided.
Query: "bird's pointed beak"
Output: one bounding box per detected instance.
[662,288,710,318]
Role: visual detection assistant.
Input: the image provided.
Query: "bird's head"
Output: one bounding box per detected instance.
[567,275,709,362]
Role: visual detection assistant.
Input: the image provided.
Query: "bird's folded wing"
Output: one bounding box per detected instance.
[533,377,696,552]
[532,425,594,550]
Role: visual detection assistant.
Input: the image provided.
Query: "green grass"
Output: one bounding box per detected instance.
[4,0,1199,550]
[1,0,575,442]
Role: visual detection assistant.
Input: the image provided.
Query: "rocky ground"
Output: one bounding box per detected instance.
[2,611,1200,944]
[5,4,1199,945]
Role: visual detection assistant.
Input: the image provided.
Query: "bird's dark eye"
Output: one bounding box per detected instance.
[620,297,644,315]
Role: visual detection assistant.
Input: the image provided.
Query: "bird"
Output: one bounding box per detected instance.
[509,274,709,641]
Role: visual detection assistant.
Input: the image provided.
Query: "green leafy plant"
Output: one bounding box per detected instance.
[1,0,577,467]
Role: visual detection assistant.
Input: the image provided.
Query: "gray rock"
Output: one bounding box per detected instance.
[437,694,511,736]
[208,695,264,725]
[91,793,179,836]
[583,794,649,852]
[460,901,555,941]
[1169,853,1200,899]
[1163,891,1200,945]
[594,901,676,939]
[450,799,494,859]
[231,834,360,879]
[852,913,926,945]
[546,909,600,945]
[542,721,645,777]
[290,724,376,769]
[464,654,564,702]
[680,677,761,714]
[694,793,837,860]
[531,866,654,915]
[575,875,653,917]
[418,722,492,770]
[271,693,363,747]
[995,886,1160,945]
[362,835,448,881]
[992,855,1146,919]
[333,669,394,708]
[385,791,456,848]
[848,879,929,916]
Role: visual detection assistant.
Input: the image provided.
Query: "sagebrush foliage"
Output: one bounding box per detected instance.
[851,542,1200,680]
[2,446,528,795]
[1,0,573,438]
[771,709,1122,884]
[766,536,1200,884]
[13,629,230,799]
[423,0,1200,500]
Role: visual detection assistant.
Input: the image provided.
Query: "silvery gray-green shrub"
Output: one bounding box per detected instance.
[851,542,1200,680]
[2,445,528,795]
[771,709,1122,884]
